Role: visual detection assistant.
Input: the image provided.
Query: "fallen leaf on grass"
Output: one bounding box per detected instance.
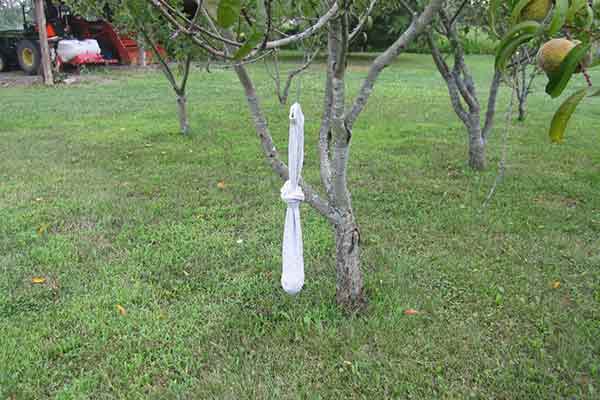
[552,281,561,289]
[31,277,46,284]
[404,308,419,316]
[217,181,226,189]
[116,304,127,316]
[36,223,50,236]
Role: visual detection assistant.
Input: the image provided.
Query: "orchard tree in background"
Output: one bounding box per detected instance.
[494,0,600,143]
[427,0,544,170]
[66,0,200,135]
[428,2,502,170]
[143,0,445,311]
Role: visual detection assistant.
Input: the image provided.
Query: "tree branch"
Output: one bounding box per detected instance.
[330,10,352,212]
[482,69,502,140]
[233,64,340,224]
[349,0,379,42]
[346,0,445,131]
[428,32,470,125]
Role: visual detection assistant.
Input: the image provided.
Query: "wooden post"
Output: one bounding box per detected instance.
[34,0,53,85]
[138,35,147,67]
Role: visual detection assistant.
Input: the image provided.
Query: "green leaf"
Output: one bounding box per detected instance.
[566,0,587,23]
[545,42,592,98]
[232,0,267,60]
[495,21,541,71]
[488,0,501,36]
[217,0,241,28]
[589,87,600,96]
[549,87,588,143]
[233,30,262,60]
[547,0,568,35]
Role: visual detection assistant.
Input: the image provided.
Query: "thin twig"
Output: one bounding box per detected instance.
[482,77,517,209]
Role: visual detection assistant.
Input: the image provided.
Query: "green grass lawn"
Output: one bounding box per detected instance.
[1,54,599,399]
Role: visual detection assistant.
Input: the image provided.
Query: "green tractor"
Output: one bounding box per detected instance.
[0,0,44,74]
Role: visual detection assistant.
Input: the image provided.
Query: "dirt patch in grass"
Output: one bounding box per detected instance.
[0,70,115,88]
[0,71,41,87]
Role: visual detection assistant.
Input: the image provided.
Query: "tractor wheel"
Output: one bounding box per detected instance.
[0,53,7,72]
[17,40,41,75]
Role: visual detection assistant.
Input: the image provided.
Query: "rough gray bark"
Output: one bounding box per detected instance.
[468,124,486,171]
[176,94,190,135]
[34,0,53,85]
[335,217,364,309]
[429,10,502,171]
[328,11,366,310]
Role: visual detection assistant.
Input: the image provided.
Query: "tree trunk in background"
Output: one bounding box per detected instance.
[335,217,365,311]
[138,36,147,67]
[34,0,53,85]
[176,94,190,135]
[518,96,527,122]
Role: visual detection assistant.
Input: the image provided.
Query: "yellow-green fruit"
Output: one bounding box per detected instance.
[537,38,577,74]
[520,0,553,21]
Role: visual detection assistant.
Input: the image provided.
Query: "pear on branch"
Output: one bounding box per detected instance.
[520,0,553,22]
[537,38,592,76]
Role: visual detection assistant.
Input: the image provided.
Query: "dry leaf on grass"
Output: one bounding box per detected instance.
[116,304,127,316]
[217,181,226,189]
[552,281,561,289]
[36,223,50,236]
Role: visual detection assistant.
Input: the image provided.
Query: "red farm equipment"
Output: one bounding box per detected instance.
[0,0,158,74]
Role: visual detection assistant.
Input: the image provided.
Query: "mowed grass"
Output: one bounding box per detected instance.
[1,54,599,399]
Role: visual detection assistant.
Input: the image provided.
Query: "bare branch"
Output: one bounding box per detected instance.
[428,32,470,125]
[180,53,194,93]
[349,0,379,42]
[330,11,352,212]
[482,69,502,140]
[136,23,178,91]
[346,0,446,130]
[233,64,340,224]
[278,48,320,105]
[262,2,339,50]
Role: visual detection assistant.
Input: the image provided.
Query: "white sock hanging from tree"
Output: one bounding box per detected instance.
[281,103,305,295]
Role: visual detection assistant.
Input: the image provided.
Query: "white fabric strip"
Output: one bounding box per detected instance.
[281,103,305,295]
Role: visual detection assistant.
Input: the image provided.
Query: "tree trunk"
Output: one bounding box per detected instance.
[518,94,527,122]
[468,124,486,171]
[176,94,189,135]
[334,217,365,312]
[34,0,53,85]
[138,36,147,67]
